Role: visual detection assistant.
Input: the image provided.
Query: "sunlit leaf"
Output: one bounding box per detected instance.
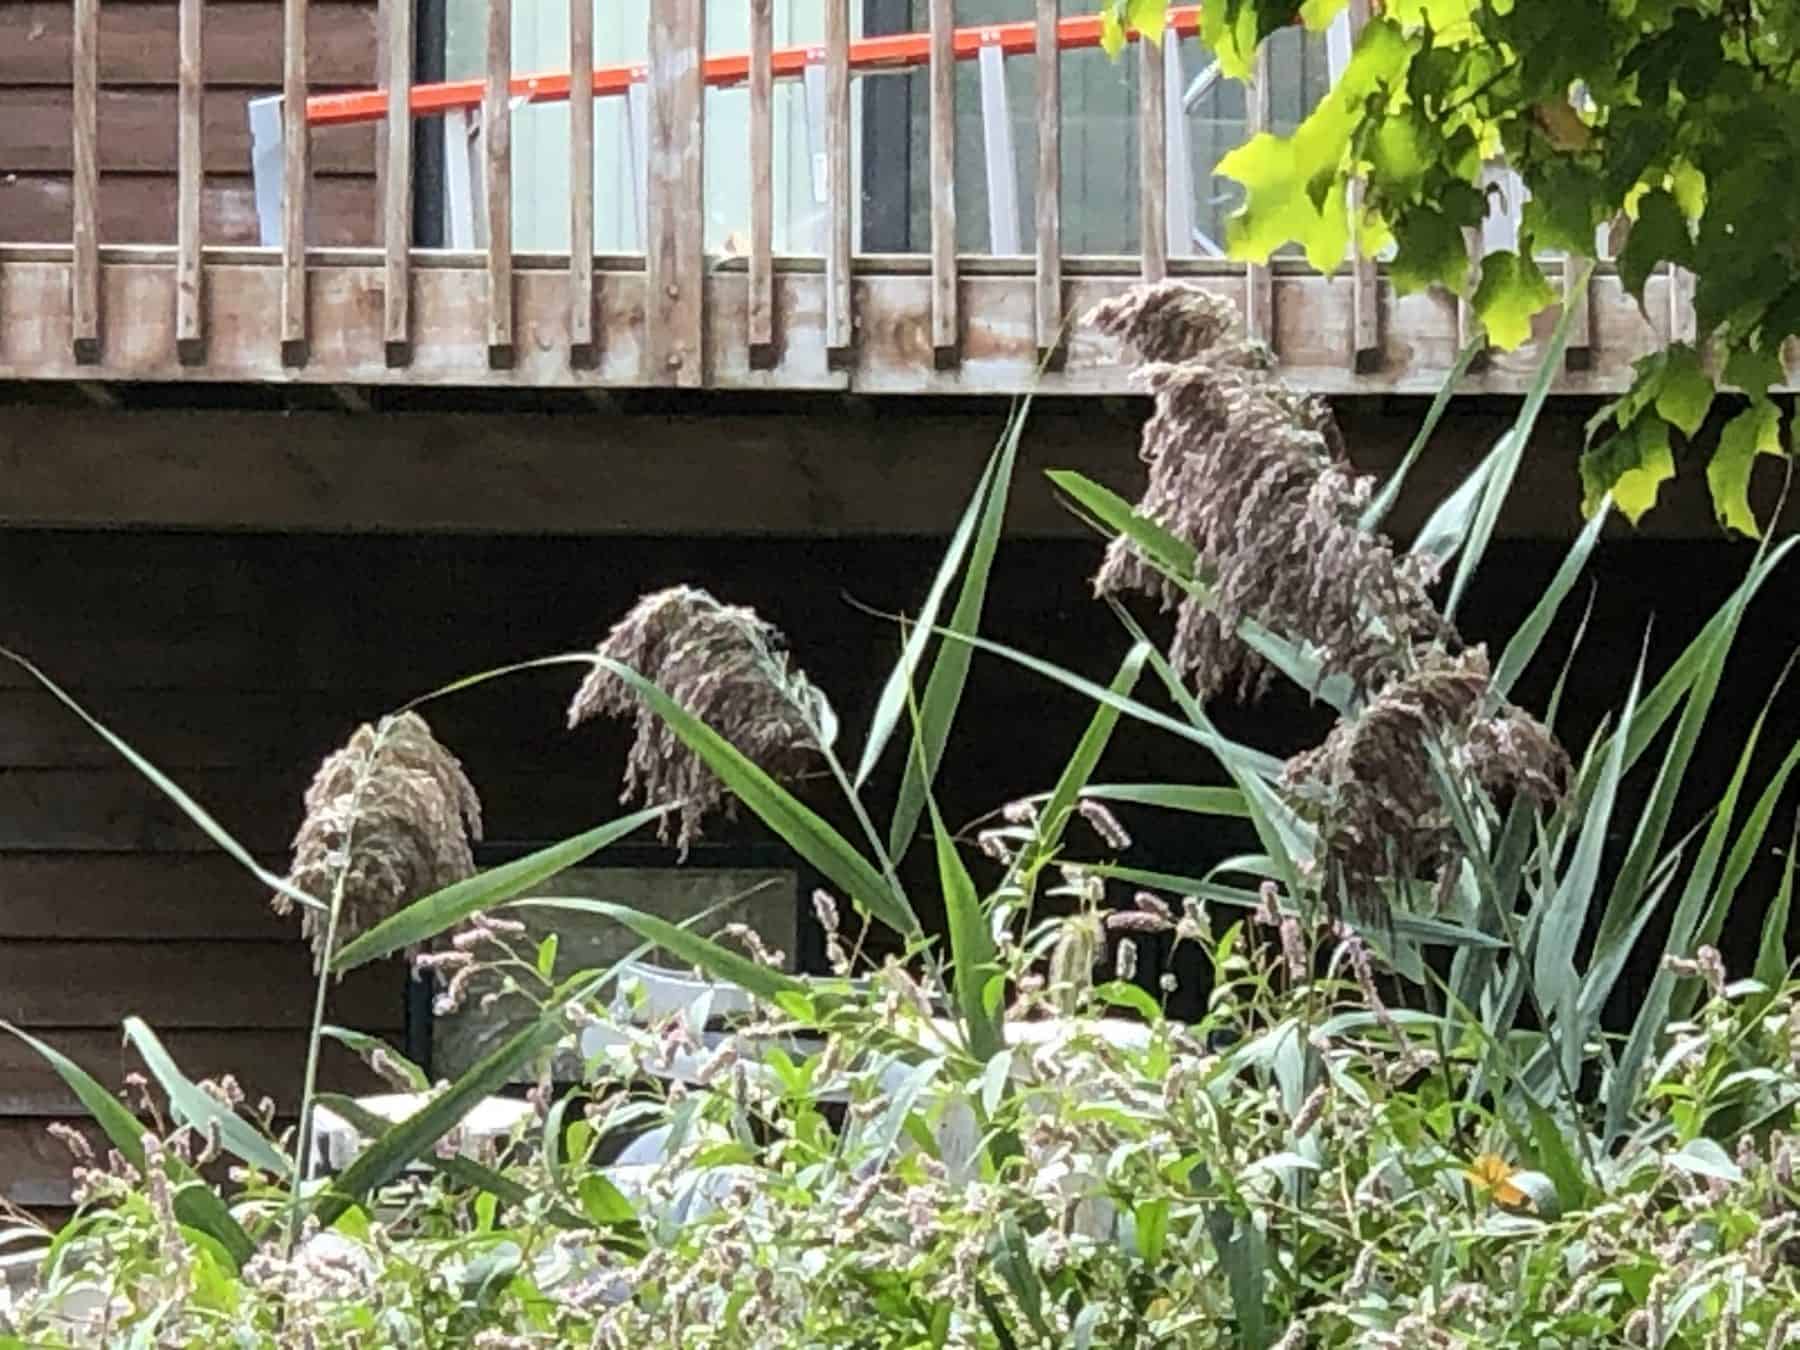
[1472,251,1556,350]
[1580,416,1675,525]
[1707,399,1786,538]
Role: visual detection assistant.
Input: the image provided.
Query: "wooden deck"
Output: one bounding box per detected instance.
[0,0,1726,400]
[0,246,1696,396]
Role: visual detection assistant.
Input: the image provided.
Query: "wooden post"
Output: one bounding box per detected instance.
[569,0,595,366]
[1564,251,1592,370]
[384,0,414,366]
[281,0,307,365]
[71,0,100,364]
[1669,264,1697,345]
[646,0,705,386]
[748,0,775,362]
[824,0,853,358]
[1138,28,1167,283]
[1034,0,1061,357]
[484,0,514,369]
[1243,42,1272,345]
[929,0,958,365]
[176,0,205,364]
[1344,0,1378,371]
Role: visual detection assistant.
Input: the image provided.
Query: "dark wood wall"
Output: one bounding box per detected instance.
[0,0,381,246]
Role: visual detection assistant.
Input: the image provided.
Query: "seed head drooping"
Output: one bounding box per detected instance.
[567,586,834,853]
[1087,281,1446,701]
[276,711,483,973]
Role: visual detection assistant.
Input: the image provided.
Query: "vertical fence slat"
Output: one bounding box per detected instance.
[824,0,852,355]
[1138,29,1167,283]
[646,0,705,386]
[977,35,1020,255]
[1034,0,1061,355]
[383,0,413,365]
[568,0,595,365]
[748,0,774,358]
[71,0,100,363]
[1669,264,1697,346]
[1456,227,1481,358]
[1243,42,1272,344]
[929,0,957,363]
[281,0,307,364]
[484,0,514,368]
[1345,0,1378,371]
[176,0,204,363]
[1162,32,1192,261]
[1563,252,1592,369]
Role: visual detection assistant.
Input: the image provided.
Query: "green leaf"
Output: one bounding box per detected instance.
[1581,417,1675,525]
[1472,251,1556,351]
[1133,1196,1171,1264]
[928,795,1003,1064]
[856,454,995,789]
[331,806,671,972]
[319,1027,430,1093]
[1619,190,1692,302]
[1099,5,1126,58]
[596,658,917,940]
[1390,207,1471,295]
[0,1021,149,1172]
[1754,822,1797,995]
[888,401,1025,865]
[1707,400,1785,538]
[123,1018,291,1179]
[1725,344,1784,404]
[1079,783,1249,819]
[1655,344,1715,438]
[1047,470,1197,577]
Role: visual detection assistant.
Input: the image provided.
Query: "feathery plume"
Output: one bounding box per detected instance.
[275,712,482,972]
[567,586,834,854]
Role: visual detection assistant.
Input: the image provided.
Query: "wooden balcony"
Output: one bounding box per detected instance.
[0,0,1702,400]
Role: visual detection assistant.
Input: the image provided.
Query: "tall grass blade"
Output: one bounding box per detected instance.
[331,805,671,973]
[1047,470,1199,576]
[929,797,1002,1063]
[1754,822,1797,995]
[123,1018,291,1178]
[0,1021,153,1169]
[887,400,1027,862]
[1444,269,1584,622]
[595,658,918,940]
[1360,334,1485,532]
[1492,497,1610,700]
[320,1027,430,1093]
[1077,784,1249,818]
[856,454,997,789]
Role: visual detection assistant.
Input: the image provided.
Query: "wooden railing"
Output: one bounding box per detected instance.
[0,0,1703,398]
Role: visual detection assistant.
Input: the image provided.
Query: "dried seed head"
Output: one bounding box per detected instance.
[276,712,482,973]
[1087,282,1446,702]
[567,586,834,854]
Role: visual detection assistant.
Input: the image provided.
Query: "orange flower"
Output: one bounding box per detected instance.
[1465,1153,1530,1210]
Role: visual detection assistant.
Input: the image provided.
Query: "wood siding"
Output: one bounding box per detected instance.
[0,0,380,246]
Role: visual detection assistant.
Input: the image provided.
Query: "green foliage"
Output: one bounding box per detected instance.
[1151,0,1800,530]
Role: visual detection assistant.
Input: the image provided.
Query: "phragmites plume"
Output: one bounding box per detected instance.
[275,712,483,972]
[1090,282,1569,919]
[1087,281,1446,701]
[567,586,834,853]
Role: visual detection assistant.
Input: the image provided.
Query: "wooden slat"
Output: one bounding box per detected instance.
[175,0,205,363]
[0,173,374,248]
[0,3,380,87]
[1243,42,1273,343]
[567,0,595,366]
[1034,0,1061,355]
[0,90,377,176]
[483,0,513,368]
[644,0,705,386]
[1565,252,1593,369]
[1344,0,1377,371]
[70,0,101,363]
[281,0,309,366]
[0,1028,382,1117]
[0,855,302,940]
[0,941,400,1030]
[823,0,853,357]
[1457,227,1484,361]
[1137,29,1167,283]
[382,0,413,365]
[928,0,957,363]
[748,0,775,359]
[1669,264,1697,345]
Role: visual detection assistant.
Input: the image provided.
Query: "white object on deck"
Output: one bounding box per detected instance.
[309,1091,536,1173]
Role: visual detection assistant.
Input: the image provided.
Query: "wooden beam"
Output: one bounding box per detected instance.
[0,248,1702,397]
[383,0,414,366]
[1243,42,1273,346]
[484,0,514,369]
[1344,0,1378,372]
[645,0,705,386]
[176,0,205,364]
[928,0,958,365]
[824,0,854,359]
[748,0,775,362]
[281,0,309,366]
[1034,0,1062,357]
[1138,32,1167,283]
[567,0,594,368]
[70,0,101,364]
